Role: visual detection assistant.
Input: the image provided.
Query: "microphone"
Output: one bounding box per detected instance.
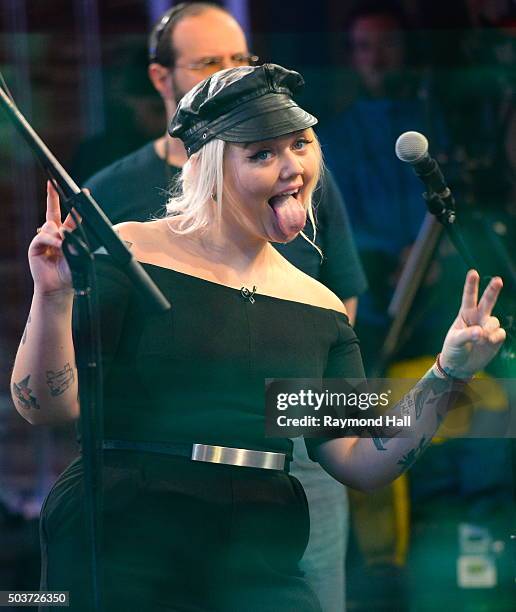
[395,131,456,217]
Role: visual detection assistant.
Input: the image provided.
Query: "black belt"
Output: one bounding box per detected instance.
[102,440,289,472]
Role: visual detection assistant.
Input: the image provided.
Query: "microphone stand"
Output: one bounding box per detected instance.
[424,188,515,346]
[1,83,171,611]
[372,183,515,378]
[423,190,477,271]
[370,213,443,377]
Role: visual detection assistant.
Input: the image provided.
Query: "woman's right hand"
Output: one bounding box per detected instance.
[28,181,78,295]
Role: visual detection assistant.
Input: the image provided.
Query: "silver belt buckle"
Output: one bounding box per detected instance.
[191,444,286,471]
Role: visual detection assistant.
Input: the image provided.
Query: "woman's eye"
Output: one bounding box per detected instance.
[293,138,312,150]
[249,150,272,161]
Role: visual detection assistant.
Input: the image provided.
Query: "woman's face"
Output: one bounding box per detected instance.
[222,129,319,243]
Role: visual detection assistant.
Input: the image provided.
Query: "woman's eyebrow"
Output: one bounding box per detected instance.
[243,141,271,150]
[243,131,306,150]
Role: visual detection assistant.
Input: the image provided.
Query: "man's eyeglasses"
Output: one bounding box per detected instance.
[148,5,259,73]
[174,53,260,76]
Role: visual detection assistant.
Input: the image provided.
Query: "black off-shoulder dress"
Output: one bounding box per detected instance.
[39,256,365,612]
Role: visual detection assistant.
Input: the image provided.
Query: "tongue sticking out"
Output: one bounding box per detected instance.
[268,194,306,239]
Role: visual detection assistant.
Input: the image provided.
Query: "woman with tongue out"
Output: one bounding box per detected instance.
[158,64,327,302]
[14,64,505,610]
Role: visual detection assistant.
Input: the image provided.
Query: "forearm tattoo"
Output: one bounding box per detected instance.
[372,436,389,451]
[372,370,459,464]
[21,315,31,345]
[413,375,449,420]
[46,363,75,396]
[12,375,40,410]
[397,436,430,471]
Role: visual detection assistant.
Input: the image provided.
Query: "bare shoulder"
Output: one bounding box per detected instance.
[113,220,169,259]
[113,220,157,241]
[305,275,348,315]
[280,256,347,315]
[113,219,193,272]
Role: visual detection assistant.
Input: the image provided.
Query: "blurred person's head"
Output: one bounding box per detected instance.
[148,3,256,123]
[347,3,407,96]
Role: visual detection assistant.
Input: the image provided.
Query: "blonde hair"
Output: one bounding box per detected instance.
[165,138,225,234]
[165,130,324,255]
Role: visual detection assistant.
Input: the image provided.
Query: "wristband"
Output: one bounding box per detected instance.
[435,353,470,384]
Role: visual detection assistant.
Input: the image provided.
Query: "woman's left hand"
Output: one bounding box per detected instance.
[439,270,506,379]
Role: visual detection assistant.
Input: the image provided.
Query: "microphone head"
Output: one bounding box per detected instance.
[395,131,428,164]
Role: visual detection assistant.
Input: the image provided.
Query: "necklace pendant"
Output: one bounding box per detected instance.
[240,285,257,304]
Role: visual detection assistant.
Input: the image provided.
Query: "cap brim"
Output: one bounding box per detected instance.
[216,97,317,144]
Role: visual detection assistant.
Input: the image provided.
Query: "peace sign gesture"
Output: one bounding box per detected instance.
[28,181,80,296]
[439,270,506,379]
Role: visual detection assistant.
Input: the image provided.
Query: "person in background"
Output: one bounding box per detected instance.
[82,4,367,611]
[320,1,452,364]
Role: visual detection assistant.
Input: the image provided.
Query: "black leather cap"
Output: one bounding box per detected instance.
[168,63,318,156]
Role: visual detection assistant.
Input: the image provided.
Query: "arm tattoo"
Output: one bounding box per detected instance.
[397,394,412,417]
[413,372,449,420]
[372,436,389,451]
[46,363,75,396]
[397,436,430,472]
[12,375,40,410]
[21,315,31,345]
[372,371,454,452]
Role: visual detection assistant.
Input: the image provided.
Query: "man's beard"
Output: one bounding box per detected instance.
[170,70,188,107]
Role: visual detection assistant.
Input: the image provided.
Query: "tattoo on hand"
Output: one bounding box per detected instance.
[12,375,40,410]
[46,363,75,396]
[21,315,31,345]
